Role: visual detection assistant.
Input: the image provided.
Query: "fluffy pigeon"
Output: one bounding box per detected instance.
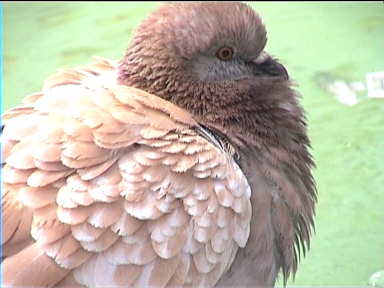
[1,2,316,287]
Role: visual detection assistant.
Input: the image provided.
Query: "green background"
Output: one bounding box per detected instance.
[3,2,384,287]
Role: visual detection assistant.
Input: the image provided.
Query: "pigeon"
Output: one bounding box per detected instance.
[1,2,316,288]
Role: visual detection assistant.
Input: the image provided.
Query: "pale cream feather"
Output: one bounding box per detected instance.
[1,57,252,288]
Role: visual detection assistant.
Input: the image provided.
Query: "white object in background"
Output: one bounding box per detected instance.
[368,270,384,287]
[350,81,366,92]
[366,71,384,98]
[328,80,358,106]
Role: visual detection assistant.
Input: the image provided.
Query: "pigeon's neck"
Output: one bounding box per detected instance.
[117,47,184,101]
[118,53,305,155]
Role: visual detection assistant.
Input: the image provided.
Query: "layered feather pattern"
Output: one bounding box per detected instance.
[1,57,252,287]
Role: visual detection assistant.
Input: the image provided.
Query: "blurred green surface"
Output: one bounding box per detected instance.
[3,2,384,287]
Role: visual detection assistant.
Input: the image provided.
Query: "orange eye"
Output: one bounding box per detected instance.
[216,47,234,61]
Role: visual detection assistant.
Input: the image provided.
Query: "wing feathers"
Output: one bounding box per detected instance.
[1,57,252,288]
[3,242,70,288]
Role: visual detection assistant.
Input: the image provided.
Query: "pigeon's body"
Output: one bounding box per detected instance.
[2,2,316,288]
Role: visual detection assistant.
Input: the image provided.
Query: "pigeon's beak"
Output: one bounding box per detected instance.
[252,52,289,81]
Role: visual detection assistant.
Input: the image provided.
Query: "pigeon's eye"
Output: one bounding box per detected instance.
[216,47,234,61]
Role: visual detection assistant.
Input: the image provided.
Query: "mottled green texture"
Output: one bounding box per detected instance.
[4,2,384,287]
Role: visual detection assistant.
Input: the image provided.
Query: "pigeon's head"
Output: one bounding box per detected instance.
[119,2,300,148]
[120,2,288,81]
